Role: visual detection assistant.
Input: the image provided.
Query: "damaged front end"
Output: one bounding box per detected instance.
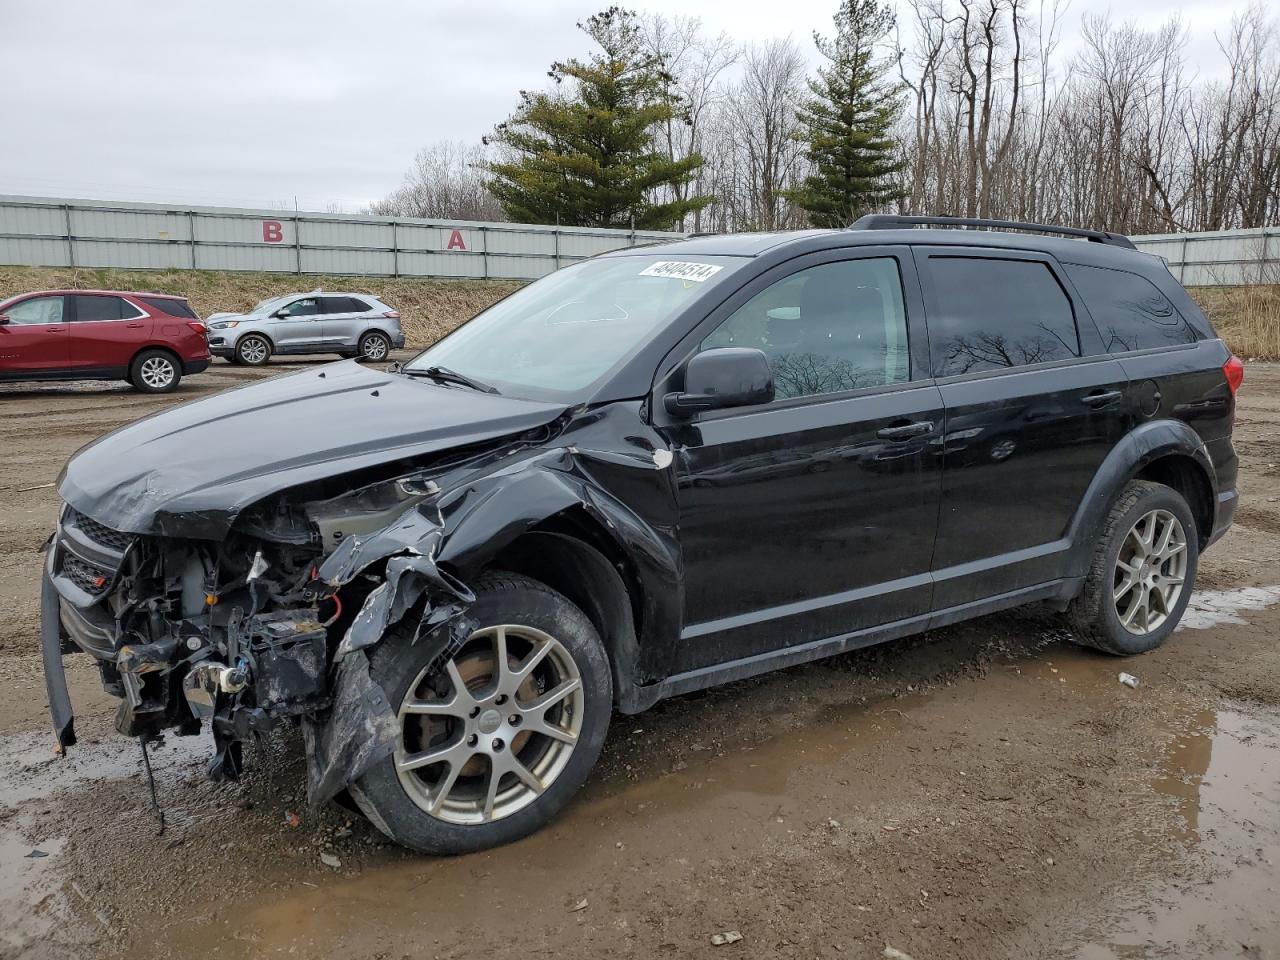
[42,471,474,804]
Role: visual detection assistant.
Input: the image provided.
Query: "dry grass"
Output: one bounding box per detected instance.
[0,266,523,348]
[1190,285,1280,361]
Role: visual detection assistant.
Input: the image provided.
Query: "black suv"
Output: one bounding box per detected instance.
[42,216,1241,854]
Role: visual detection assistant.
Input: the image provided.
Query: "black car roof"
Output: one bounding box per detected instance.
[612,227,1163,274]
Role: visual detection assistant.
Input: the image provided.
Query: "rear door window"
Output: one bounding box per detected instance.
[321,297,363,314]
[1062,263,1197,352]
[5,295,64,324]
[924,257,1079,377]
[139,296,198,319]
[72,295,135,322]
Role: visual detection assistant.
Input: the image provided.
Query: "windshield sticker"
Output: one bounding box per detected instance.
[639,261,723,283]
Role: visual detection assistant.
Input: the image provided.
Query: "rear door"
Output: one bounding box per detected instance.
[0,295,69,376]
[67,294,150,373]
[914,246,1134,607]
[268,296,325,352]
[659,248,943,673]
[319,296,367,349]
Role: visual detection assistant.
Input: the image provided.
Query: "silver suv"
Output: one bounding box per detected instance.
[206,291,406,365]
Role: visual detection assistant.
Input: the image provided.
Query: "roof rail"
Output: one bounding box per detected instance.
[850,214,1137,250]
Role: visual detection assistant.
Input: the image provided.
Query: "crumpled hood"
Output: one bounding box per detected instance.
[58,361,568,539]
[205,311,247,323]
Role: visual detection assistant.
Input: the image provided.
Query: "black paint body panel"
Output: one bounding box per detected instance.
[51,227,1240,712]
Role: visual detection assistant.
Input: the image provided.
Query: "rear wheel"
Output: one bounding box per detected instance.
[352,573,612,854]
[129,349,181,393]
[1068,479,1199,655]
[358,331,391,362]
[235,334,272,366]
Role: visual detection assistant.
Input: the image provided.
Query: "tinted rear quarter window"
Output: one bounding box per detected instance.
[140,296,198,319]
[72,295,132,322]
[1063,263,1197,353]
[926,257,1079,377]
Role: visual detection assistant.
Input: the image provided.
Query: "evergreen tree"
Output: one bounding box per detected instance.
[786,0,905,228]
[485,7,711,230]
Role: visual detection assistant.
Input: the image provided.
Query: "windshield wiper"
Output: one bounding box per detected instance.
[404,365,500,394]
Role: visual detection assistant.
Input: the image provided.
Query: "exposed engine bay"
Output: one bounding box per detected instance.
[45,469,475,802]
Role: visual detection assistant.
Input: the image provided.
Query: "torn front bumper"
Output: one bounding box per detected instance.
[41,562,77,751]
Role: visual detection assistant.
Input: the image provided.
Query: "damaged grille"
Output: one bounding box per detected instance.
[62,553,114,596]
[65,508,133,552]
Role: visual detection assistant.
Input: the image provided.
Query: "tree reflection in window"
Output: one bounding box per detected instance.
[701,258,910,402]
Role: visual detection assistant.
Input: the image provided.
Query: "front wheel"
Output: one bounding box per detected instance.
[351,573,612,854]
[1068,479,1199,655]
[129,349,181,393]
[235,334,272,366]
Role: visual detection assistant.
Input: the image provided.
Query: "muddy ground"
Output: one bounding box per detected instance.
[2,358,1279,960]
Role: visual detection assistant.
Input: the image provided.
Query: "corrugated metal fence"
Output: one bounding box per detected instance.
[1130,228,1280,286]
[1,194,1275,286]
[0,195,681,281]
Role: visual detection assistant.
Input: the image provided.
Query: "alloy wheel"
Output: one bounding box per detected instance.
[1113,508,1188,635]
[239,337,268,364]
[362,335,389,361]
[395,624,584,825]
[139,356,175,390]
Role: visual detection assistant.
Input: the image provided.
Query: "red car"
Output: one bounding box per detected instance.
[0,289,210,393]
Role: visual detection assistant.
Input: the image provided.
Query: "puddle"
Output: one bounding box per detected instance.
[157,696,917,960]
[1177,585,1280,630]
[1074,708,1280,958]
[0,730,213,959]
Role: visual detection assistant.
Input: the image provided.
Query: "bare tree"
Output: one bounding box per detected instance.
[368,141,506,221]
[642,14,739,231]
[709,38,809,231]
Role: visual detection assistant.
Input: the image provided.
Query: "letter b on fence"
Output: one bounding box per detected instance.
[262,220,284,243]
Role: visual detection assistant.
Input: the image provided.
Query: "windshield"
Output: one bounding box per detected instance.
[404,254,743,399]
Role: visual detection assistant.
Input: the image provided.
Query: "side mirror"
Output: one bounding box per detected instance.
[664,347,774,417]
[0,315,10,326]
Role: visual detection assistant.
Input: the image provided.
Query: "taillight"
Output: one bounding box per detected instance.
[382,311,400,319]
[187,320,207,334]
[1223,355,1244,395]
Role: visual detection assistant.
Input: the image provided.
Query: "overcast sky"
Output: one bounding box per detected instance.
[0,0,1259,213]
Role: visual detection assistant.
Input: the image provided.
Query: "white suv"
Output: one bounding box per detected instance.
[206,291,406,365]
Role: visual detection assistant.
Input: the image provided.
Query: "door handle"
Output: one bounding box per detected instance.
[45,326,65,332]
[125,322,144,328]
[877,420,934,441]
[1081,389,1122,407]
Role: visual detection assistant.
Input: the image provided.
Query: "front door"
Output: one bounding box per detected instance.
[269,296,325,352]
[661,251,943,674]
[0,295,68,376]
[914,247,1136,607]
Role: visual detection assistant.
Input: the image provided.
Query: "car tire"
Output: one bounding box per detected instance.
[128,349,182,394]
[351,572,612,855]
[235,334,272,366]
[1067,479,1199,656]
[357,331,391,363]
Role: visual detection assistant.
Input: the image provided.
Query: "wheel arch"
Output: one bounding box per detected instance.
[485,525,644,713]
[129,343,182,373]
[434,466,681,713]
[233,329,275,351]
[1065,419,1217,578]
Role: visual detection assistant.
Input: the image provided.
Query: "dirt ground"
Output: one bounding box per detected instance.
[2,357,1280,960]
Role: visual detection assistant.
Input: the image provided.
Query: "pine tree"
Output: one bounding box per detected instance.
[485,7,711,230]
[786,0,905,228]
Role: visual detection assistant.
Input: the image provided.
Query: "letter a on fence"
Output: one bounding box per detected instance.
[446,229,467,251]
